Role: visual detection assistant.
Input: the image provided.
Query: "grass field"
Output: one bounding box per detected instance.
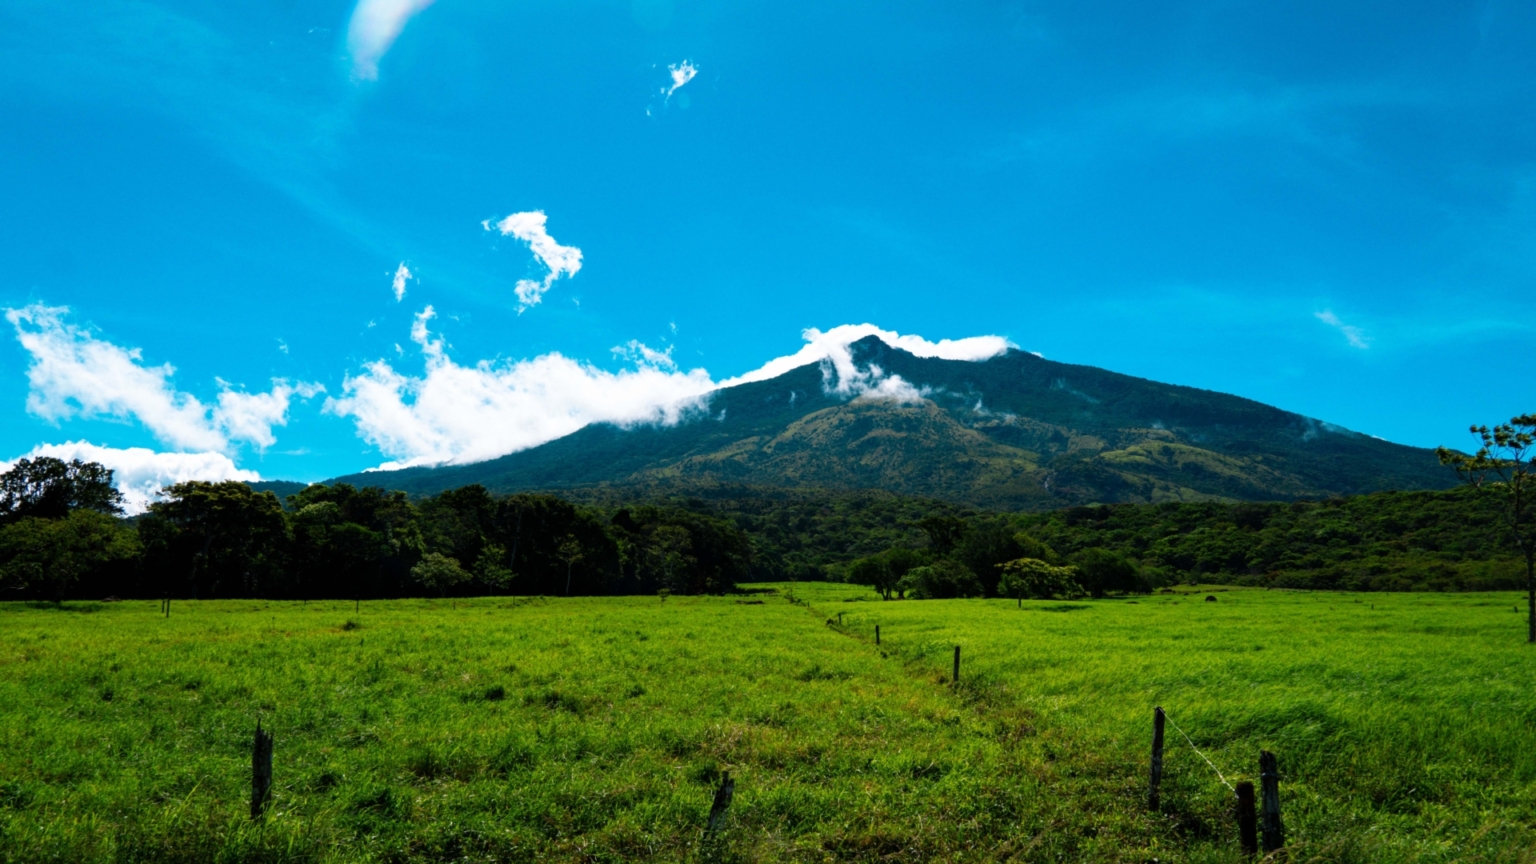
[1,586,1533,863]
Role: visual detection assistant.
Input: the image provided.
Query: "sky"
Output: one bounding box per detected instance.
[1,0,1533,504]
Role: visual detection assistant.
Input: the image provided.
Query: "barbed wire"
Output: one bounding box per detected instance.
[1164,711,1235,792]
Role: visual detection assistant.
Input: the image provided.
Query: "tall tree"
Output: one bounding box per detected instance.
[0,457,124,523]
[1439,414,1536,642]
[139,482,288,599]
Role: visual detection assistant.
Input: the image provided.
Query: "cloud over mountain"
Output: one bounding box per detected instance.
[326,317,1014,470]
[324,307,716,469]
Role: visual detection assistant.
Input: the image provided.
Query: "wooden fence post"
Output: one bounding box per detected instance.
[706,770,735,835]
[251,721,273,819]
[952,645,961,685]
[1236,780,1257,855]
[1148,706,1165,811]
[837,612,843,626]
[875,625,880,646]
[1259,750,1284,853]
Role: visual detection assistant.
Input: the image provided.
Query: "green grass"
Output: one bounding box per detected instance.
[1,587,1533,863]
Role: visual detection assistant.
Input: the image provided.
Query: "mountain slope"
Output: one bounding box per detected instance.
[330,336,1455,507]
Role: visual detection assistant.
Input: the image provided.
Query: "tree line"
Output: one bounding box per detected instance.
[3,439,1531,602]
[0,458,749,602]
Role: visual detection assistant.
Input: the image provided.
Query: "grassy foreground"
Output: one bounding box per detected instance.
[0,587,1533,863]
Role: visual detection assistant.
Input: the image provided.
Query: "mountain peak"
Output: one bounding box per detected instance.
[331,348,1453,507]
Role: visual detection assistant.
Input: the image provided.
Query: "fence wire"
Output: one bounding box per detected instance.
[1164,711,1235,792]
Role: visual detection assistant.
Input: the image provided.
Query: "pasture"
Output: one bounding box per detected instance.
[0,587,1532,863]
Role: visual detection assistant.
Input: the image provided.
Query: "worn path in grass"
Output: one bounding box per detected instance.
[788,583,1536,863]
[1,589,1533,863]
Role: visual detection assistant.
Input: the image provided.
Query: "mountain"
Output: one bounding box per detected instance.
[328,336,1456,508]
[246,480,310,502]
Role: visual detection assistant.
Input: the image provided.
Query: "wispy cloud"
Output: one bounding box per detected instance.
[1315,309,1370,349]
[327,317,1015,469]
[665,60,697,101]
[0,441,260,514]
[347,0,436,80]
[483,211,584,311]
[5,304,322,453]
[392,262,413,301]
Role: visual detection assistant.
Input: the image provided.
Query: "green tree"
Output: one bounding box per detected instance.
[474,543,513,591]
[0,457,124,523]
[289,501,395,601]
[493,494,621,596]
[411,552,469,597]
[557,535,585,595]
[646,525,693,594]
[956,519,1028,597]
[139,482,288,599]
[1071,548,1141,597]
[898,558,983,599]
[0,510,139,601]
[1012,532,1059,564]
[997,558,1083,604]
[1439,414,1536,642]
[917,515,967,555]
[847,547,926,599]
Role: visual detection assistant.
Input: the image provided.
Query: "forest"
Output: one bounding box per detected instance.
[0,456,1523,602]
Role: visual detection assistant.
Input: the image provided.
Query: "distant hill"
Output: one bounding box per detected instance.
[329,335,1455,508]
[245,480,309,504]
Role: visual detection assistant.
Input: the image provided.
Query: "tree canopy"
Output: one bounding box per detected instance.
[0,457,124,524]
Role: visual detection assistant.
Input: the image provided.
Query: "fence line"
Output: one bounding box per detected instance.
[1163,711,1235,792]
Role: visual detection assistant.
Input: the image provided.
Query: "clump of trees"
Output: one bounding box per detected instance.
[837,513,1148,601]
[0,458,137,601]
[0,459,752,602]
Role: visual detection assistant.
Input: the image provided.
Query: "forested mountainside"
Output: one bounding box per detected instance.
[333,335,1453,508]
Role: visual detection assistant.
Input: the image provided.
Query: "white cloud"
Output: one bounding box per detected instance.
[723,323,1015,389]
[392,262,413,301]
[325,306,715,469]
[665,60,698,101]
[0,441,260,515]
[215,381,325,450]
[483,211,584,312]
[327,316,1015,470]
[347,0,436,80]
[5,304,321,454]
[1315,310,1370,349]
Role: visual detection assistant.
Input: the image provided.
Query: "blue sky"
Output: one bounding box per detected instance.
[1,0,1533,496]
